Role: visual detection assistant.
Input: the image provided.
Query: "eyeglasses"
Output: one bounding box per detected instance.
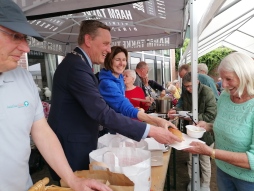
[0,28,30,43]
[184,84,192,89]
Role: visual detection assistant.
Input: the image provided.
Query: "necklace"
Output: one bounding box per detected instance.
[71,50,85,61]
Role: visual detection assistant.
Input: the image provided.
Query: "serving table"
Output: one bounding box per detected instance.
[151,147,175,191]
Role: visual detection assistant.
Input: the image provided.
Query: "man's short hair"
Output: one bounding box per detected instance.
[182,72,192,84]
[178,64,191,72]
[136,61,147,69]
[78,20,110,45]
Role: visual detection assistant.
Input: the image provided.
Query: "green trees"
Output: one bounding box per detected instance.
[175,38,233,74]
[198,47,233,73]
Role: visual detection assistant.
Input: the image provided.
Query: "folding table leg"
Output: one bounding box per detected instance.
[191,154,200,191]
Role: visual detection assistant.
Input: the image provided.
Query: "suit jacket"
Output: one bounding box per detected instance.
[48,47,146,180]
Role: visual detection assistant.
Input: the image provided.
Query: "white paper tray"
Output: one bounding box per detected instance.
[168,133,205,150]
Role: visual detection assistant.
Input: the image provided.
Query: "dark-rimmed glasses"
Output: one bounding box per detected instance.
[0,28,30,43]
[184,84,192,89]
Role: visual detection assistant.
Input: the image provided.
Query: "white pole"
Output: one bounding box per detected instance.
[190,0,200,190]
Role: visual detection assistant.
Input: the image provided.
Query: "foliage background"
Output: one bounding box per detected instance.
[175,38,233,75]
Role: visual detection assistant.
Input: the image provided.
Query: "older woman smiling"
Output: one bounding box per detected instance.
[123,69,150,111]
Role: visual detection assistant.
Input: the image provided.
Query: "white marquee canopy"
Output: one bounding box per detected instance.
[183,0,254,63]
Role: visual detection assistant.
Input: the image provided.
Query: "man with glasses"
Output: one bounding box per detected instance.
[0,1,112,191]
[177,64,219,108]
[0,28,30,43]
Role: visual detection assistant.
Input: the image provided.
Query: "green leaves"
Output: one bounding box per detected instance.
[198,47,233,73]
[175,38,233,74]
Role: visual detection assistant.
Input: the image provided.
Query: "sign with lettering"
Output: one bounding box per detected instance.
[18,0,187,54]
[14,0,148,19]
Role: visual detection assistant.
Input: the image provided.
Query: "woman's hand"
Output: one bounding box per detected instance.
[184,141,212,156]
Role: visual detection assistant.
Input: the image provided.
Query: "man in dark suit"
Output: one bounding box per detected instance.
[48,20,181,181]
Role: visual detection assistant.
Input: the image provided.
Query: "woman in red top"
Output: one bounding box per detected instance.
[123,69,151,111]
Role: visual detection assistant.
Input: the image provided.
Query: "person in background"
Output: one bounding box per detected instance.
[198,63,220,98]
[167,84,180,100]
[48,21,181,182]
[168,72,217,191]
[177,64,219,108]
[99,46,176,126]
[134,61,149,87]
[141,74,171,112]
[216,77,223,94]
[144,76,167,97]
[197,63,209,75]
[167,84,180,106]
[134,61,166,99]
[0,1,111,191]
[142,74,167,98]
[185,52,254,191]
[172,79,181,94]
[123,69,150,111]
[166,81,172,89]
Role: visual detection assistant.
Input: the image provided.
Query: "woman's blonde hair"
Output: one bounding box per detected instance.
[218,52,254,97]
[168,84,176,93]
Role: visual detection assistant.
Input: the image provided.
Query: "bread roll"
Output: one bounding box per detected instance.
[169,128,183,140]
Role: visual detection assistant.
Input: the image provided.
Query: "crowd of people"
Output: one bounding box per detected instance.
[1,1,253,191]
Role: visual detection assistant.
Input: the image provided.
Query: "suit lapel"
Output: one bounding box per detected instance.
[73,47,99,86]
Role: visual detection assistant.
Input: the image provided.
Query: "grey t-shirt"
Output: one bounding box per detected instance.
[0,67,44,191]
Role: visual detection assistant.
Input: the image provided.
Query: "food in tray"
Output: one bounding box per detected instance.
[168,128,184,141]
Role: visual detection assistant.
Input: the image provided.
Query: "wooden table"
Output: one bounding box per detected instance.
[150,148,172,191]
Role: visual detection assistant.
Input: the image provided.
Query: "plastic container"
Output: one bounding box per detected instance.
[186,125,206,138]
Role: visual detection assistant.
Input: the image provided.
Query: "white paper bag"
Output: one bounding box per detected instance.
[97,134,148,150]
[89,147,151,191]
